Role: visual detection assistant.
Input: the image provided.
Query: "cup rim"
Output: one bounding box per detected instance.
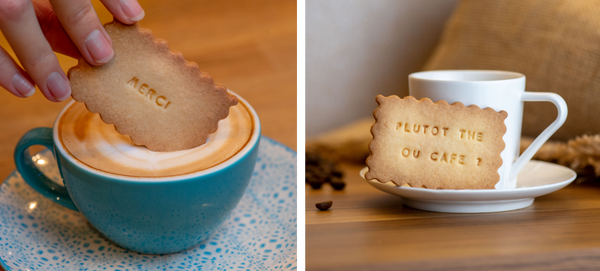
[52,90,261,183]
[409,70,524,82]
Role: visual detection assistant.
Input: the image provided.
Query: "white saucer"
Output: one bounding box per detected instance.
[361,160,577,213]
[0,137,297,271]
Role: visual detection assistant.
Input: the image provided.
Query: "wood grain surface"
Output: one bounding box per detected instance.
[306,163,600,270]
[0,1,295,269]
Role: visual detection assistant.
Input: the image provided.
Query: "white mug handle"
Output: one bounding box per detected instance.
[509,92,568,180]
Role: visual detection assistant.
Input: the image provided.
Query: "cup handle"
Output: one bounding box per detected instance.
[509,92,568,181]
[13,127,78,211]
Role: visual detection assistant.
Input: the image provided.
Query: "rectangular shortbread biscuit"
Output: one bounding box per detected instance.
[365,95,508,189]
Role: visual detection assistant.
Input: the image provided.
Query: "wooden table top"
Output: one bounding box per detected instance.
[306,163,600,270]
[0,1,295,268]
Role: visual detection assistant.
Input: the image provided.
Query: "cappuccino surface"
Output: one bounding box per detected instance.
[58,102,253,177]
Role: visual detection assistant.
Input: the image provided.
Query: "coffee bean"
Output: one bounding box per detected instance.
[331,182,346,190]
[316,201,333,211]
[330,177,346,190]
[306,149,347,190]
[310,168,328,181]
[307,180,323,189]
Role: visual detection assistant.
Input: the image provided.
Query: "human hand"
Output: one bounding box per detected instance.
[0,0,144,102]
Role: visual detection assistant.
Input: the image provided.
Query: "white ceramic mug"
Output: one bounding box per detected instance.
[409,70,567,189]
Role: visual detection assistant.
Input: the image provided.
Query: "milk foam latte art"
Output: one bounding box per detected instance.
[58,100,253,177]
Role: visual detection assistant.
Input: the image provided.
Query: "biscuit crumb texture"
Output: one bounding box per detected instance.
[365,95,507,189]
[68,20,238,152]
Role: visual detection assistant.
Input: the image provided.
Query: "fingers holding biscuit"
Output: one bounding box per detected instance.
[100,0,145,25]
[0,0,70,102]
[50,0,114,66]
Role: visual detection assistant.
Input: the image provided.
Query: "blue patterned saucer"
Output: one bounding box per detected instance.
[0,137,297,271]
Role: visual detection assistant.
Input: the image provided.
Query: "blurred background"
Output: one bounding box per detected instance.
[306,0,459,137]
[308,0,600,143]
[0,0,297,182]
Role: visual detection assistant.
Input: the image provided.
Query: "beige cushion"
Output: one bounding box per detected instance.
[424,0,600,141]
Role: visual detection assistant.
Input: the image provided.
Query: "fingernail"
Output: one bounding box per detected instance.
[85,29,114,64]
[120,0,145,21]
[46,72,71,101]
[12,74,35,97]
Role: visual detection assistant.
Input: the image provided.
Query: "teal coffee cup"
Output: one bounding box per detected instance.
[14,93,260,254]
